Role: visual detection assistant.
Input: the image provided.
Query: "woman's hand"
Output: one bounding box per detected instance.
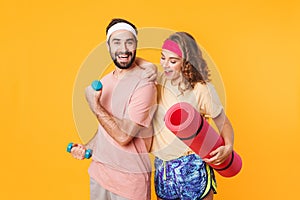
[136,57,158,82]
[203,144,233,165]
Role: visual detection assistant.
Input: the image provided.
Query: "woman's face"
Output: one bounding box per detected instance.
[160,49,183,81]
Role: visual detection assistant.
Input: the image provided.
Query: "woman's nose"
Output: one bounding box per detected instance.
[161,60,168,68]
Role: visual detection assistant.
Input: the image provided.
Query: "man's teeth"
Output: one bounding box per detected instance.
[118,55,129,58]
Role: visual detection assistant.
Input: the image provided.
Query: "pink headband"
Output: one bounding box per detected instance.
[162,39,182,57]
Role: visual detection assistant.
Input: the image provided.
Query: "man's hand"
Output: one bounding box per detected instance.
[85,85,102,116]
[70,144,86,160]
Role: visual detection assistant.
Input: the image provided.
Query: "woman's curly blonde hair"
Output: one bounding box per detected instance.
[167,32,211,91]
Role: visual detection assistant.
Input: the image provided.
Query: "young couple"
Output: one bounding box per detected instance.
[71,18,234,200]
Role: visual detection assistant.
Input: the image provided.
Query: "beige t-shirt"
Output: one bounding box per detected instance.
[151,73,223,161]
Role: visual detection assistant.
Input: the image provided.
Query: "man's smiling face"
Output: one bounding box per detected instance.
[108,30,137,69]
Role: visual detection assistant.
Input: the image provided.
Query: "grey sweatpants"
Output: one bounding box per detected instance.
[90,178,129,200]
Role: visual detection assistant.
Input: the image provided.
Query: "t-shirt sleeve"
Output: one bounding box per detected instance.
[197,83,223,118]
[128,82,157,127]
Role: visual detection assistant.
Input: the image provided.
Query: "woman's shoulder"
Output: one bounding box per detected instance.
[194,82,209,92]
[194,82,216,91]
[194,82,220,98]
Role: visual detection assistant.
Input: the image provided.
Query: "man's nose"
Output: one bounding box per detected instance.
[119,42,128,51]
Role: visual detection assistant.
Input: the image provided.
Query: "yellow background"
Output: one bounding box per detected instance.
[1,0,300,199]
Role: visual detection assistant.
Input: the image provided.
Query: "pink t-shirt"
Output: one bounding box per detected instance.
[88,67,157,200]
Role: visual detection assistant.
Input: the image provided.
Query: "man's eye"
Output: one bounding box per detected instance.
[113,41,120,45]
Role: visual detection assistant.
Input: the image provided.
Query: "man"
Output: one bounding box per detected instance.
[71,18,157,200]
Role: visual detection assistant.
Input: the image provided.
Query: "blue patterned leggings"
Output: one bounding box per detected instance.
[154,154,217,200]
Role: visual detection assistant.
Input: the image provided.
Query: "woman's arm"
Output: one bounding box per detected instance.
[203,110,234,165]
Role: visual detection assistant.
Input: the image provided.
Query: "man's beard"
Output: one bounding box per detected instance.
[112,51,136,69]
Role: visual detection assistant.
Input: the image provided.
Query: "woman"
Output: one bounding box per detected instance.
[150,32,234,200]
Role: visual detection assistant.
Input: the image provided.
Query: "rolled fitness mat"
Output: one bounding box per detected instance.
[164,102,242,177]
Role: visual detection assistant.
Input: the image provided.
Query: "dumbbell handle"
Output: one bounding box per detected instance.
[67,142,92,159]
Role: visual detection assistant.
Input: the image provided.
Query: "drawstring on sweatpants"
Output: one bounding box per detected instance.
[163,160,167,180]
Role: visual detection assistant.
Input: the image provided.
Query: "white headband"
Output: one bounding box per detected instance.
[106,22,137,42]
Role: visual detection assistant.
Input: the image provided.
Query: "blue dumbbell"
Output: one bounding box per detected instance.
[67,142,92,159]
[91,80,102,91]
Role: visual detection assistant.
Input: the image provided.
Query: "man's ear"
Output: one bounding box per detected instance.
[106,41,110,51]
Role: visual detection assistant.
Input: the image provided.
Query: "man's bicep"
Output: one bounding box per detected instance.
[128,83,157,127]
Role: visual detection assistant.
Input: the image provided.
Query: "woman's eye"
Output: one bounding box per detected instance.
[170,60,177,64]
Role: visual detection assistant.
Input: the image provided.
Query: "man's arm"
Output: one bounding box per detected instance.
[85,86,143,146]
[95,103,143,146]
